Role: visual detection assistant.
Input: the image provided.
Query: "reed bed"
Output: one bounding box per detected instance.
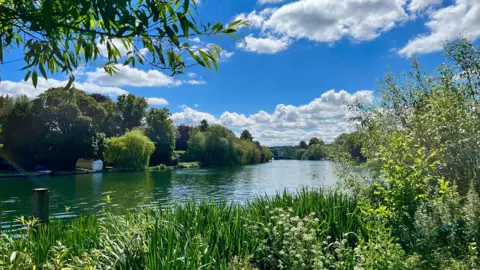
[0,188,363,269]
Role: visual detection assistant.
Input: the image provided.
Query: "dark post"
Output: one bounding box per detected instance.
[32,188,49,224]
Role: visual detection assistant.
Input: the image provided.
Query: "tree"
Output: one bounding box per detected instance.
[199,119,209,132]
[295,149,306,160]
[240,129,253,142]
[302,144,327,160]
[271,148,279,157]
[308,137,324,146]
[0,0,244,87]
[104,129,155,170]
[299,141,307,149]
[1,96,47,170]
[175,125,191,151]
[146,108,176,166]
[117,94,148,133]
[186,125,272,167]
[1,89,102,170]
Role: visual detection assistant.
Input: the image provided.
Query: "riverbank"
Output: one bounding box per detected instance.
[0,162,203,178]
[1,189,366,269]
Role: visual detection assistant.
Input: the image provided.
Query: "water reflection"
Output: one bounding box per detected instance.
[0,161,337,221]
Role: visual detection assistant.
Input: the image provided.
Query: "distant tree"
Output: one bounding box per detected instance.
[309,137,324,146]
[1,96,46,170]
[271,148,279,157]
[104,129,155,170]
[299,141,308,149]
[302,144,327,160]
[199,119,209,132]
[176,125,192,151]
[145,108,176,166]
[2,90,102,170]
[117,94,148,134]
[333,132,365,162]
[240,129,253,141]
[283,146,296,157]
[295,149,306,160]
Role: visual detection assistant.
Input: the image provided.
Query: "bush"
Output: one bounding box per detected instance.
[104,129,155,170]
[186,125,272,167]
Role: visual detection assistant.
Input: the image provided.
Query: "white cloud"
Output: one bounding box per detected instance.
[263,0,408,43]
[86,64,181,87]
[408,0,443,12]
[172,107,219,126]
[234,9,274,29]
[194,104,199,108]
[0,78,128,98]
[185,79,207,85]
[147,97,169,106]
[220,50,235,61]
[172,89,373,145]
[237,35,290,54]
[258,0,287,4]
[187,72,198,78]
[399,0,480,56]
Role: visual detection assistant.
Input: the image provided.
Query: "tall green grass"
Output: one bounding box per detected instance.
[0,188,362,269]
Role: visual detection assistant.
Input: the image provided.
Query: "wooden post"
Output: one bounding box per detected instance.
[32,188,49,224]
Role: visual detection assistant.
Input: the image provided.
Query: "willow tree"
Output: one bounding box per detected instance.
[0,0,244,86]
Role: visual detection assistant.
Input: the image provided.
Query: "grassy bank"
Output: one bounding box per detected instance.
[1,189,365,269]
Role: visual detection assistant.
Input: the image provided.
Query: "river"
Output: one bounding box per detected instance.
[0,160,338,223]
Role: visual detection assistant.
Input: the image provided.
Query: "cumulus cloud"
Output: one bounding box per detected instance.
[408,0,443,12]
[146,97,169,106]
[0,78,128,98]
[86,64,180,87]
[234,0,408,54]
[399,0,480,56]
[234,0,480,56]
[237,35,290,54]
[172,90,373,145]
[258,0,287,4]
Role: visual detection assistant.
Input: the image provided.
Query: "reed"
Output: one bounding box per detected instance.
[0,188,362,269]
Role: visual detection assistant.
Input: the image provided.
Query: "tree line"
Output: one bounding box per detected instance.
[0,89,272,171]
[269,133,365,162]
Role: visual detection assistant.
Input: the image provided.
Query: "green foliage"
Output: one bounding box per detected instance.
[117,94,148,134]
[145,108,176,166]
[330,132,366,162]
[302,144,327,160]
[0,0,245,86]
[199,119,209,132]
[186,124,272,167]
[0,189,362,269]
[1,89,104,170]
[295,148,306,160]
[104,129,155,170]
[175,125,191,151]
[148,164,167,171]
[354,39,480,194]
[240,129,253,142]
[308,137,323,146]
[298,140,307,149]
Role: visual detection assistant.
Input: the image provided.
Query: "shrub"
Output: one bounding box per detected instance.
[104,129,155,170]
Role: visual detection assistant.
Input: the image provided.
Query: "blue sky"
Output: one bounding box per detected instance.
[1,0,479,145]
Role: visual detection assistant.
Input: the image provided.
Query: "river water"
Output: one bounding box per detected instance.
[0,160,338,223]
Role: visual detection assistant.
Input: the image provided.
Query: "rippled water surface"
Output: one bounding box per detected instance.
[0,160,338,222]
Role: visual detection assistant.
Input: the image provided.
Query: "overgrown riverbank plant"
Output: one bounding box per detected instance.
[333,38,480,269]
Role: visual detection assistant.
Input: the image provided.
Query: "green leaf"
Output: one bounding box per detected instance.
[32,70,38,88]
[24,70,32,81]
[228,19,243,29]
[198,50,211,69]
[39,63,47,79]
[179,16,189,37]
